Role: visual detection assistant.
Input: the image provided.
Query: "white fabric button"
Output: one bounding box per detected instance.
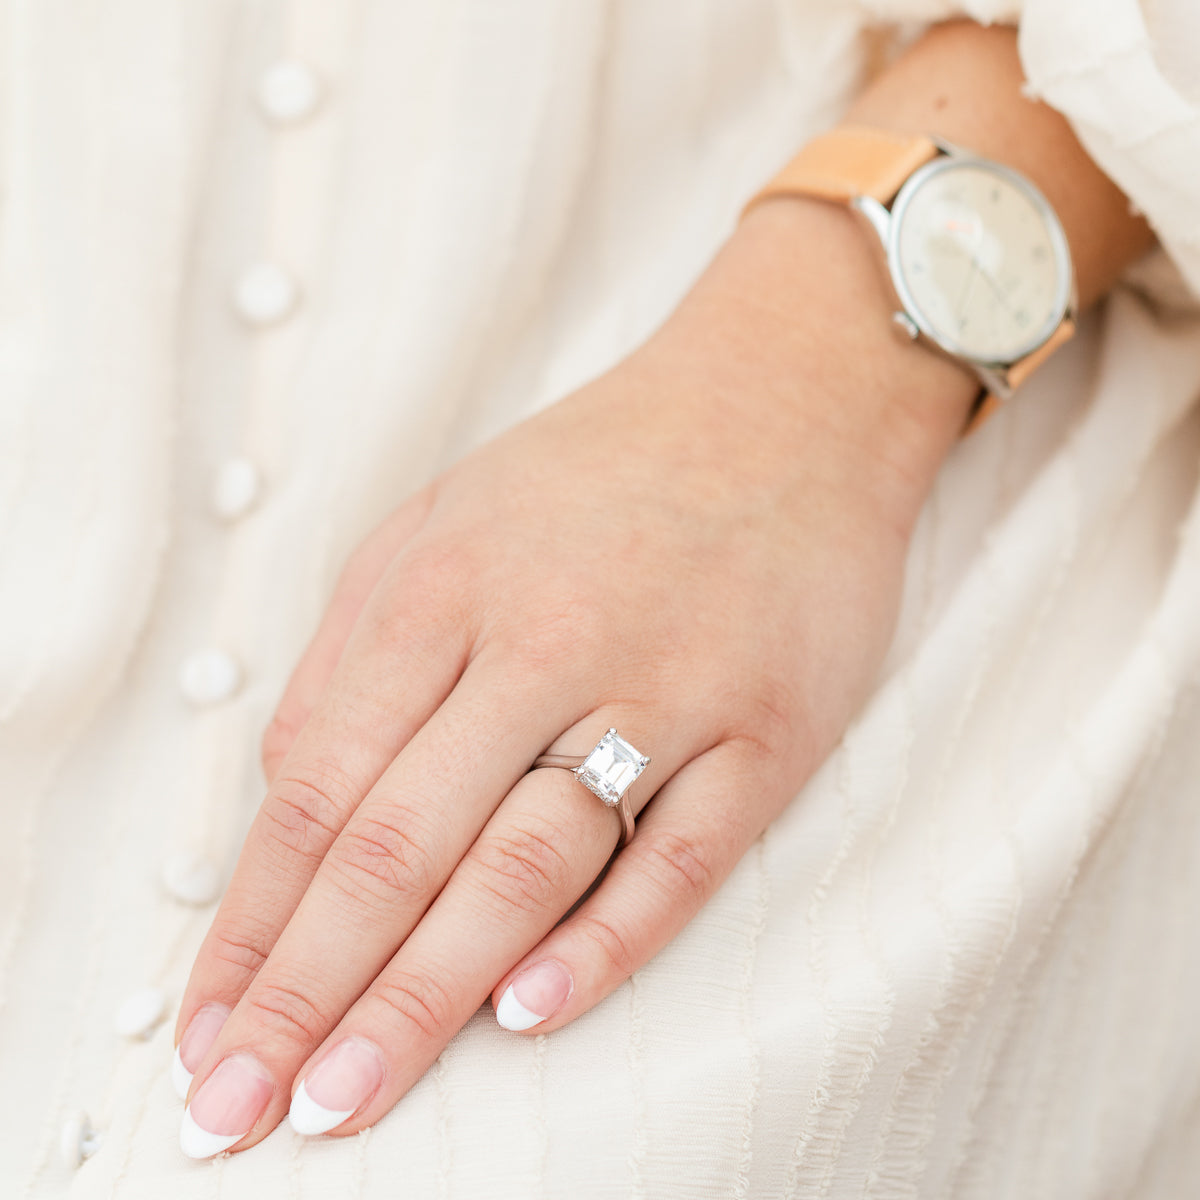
[178,649,242,706]
[257,61,322,124]
[114,986,167,1039]
[161,850,221,906]
[211,457,262,521]
[232,262,298,326]
[59,1111,102,1168]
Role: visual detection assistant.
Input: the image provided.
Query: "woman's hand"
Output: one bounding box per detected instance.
[171,195,973,1158]
[169,10,1154,1160]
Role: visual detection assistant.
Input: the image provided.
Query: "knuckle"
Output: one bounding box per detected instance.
[325,809,441,909]
[259,764,356,866]
[638,828,714,904]
[575,911,638,980]
[371,541,478,643]
[247,977,330,1048]
[367,969,457,1041]
[748,678,804,757]
[495,585,608,678]
[208,924,271,978]
[404,539,478,594]
[468,817,575,914]
[717,675,808,778]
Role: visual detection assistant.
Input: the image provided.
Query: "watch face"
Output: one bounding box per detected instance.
[888,156,1072,364]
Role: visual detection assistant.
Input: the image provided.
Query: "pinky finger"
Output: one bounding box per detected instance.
[490,739,787,1035]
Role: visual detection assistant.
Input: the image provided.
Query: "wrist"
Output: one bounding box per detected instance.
[649,193,978,531]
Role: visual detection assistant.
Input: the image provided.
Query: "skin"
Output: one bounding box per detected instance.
[173,19,1154,1153]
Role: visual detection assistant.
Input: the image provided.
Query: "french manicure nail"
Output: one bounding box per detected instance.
[180,1052,273,1158]
[496,959,574,1031]
[172,1002,231,1100]
[289,1036,385,1136]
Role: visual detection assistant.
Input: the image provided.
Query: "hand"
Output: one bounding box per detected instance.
[170,197,965,1158]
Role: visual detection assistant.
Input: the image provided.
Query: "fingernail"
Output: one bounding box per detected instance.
[496,959,574,1031]
[172,1002,231,1100]
[289,1036,385,1136]
[180,1052,273,1158]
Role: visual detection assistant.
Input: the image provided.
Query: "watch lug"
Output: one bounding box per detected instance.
[974,363,1013,400]
[849,193,891,249]
[930,134,968,160]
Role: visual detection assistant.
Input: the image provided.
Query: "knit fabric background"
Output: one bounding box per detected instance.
[2,0,1199,1196]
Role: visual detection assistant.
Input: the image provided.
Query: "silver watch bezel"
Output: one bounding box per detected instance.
[882,152,1075,370]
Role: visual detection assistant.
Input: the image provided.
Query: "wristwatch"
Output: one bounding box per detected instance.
[739,126,1077,434]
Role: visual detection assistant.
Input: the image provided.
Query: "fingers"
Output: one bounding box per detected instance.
[490,738,783,1035]
[260,486,438,784]
[179,711,690,1154]
[173,535,475,1059]
[182,660,570,1123]
[280,712,698,1141]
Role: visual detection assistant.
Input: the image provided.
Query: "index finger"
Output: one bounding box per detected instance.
[173,545,477,1082]
[260,487,437,784]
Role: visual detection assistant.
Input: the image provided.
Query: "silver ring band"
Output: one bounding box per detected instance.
[530,728,650,849]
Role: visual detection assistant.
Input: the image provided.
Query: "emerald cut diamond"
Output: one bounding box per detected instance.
[574,728,650,807]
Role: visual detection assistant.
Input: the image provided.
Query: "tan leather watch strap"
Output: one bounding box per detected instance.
[963,389,1000,437]
[739,126,939,219]
[1005,317,1076,391]
[962,317,1077,434]
[959,316,1076,434]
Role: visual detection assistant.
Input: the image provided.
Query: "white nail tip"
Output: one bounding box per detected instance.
[496,985,546,1031]
[288,1080,355,1136]
[179,1109,245,1159]
[171,1048,194,1101]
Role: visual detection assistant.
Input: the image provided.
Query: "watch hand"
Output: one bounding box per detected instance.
[974,263,1017,315]
[955,257,981,321]
[953,229,985,321]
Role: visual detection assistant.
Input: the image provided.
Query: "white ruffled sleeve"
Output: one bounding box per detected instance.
[855,0,1200,308]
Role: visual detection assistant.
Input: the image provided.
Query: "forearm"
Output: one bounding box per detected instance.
[650,19,1155,528]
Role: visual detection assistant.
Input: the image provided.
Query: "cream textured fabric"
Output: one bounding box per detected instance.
[3,1,1199,1197]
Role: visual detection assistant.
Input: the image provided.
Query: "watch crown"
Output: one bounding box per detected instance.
[891,311,920,340]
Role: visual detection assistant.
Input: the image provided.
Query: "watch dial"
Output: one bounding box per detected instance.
[892,160,1067,362]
